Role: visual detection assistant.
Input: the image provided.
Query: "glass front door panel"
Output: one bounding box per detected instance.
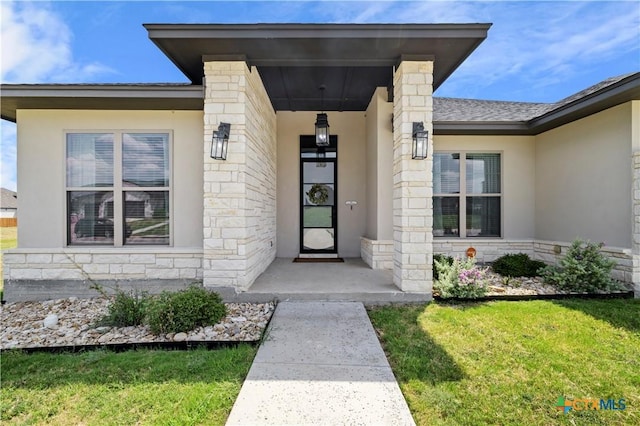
[303,206,332,227]
[300,136,337,253]
[303,228,335,251]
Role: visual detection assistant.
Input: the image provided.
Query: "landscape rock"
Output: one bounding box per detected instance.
[0,297,275,350]
[173,332,187,342]
[43,314,58,329]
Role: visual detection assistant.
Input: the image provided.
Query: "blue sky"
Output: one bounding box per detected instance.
[1,0,639,191]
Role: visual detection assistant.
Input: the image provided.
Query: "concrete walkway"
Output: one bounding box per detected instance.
[226,301,415,425]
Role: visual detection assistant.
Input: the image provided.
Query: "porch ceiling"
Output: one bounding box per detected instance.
[145,23,491,111]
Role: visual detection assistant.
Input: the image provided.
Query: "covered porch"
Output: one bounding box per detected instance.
[145,23,491,297]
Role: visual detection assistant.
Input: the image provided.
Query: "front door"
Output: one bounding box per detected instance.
[300,135,337,254]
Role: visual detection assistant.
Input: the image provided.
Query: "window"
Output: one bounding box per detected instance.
[66,132,171,246]
[434,152,501,238]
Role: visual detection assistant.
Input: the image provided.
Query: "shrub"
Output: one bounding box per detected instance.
[147,285,227,334]
[540,240,617,293]
[98,290,148,327]
[433,254,454,281]
[434,256,488,299]
[491,253,546,277]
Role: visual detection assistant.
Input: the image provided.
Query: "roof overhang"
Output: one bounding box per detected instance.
[144,23,491,111]
[0,85,204,122]
[435,73,640,135]
[528,72,640,134]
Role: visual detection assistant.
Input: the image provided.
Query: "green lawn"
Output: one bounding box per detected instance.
[0,226,17,294]
[1,346,256,425]
[369,299,640,425]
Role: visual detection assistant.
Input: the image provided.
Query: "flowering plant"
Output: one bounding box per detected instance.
[434,256,488,299]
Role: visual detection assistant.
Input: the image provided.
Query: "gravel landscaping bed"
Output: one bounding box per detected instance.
[1,297,275,350]
[484,271,561,295]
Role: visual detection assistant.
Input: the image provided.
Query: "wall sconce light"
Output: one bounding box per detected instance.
[412,122,428,160]
[315,85,330,147]
[210,122,230,160]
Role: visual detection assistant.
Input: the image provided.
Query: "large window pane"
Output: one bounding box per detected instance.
[123,133,169,187]
[124,191,169,245]
[434,153,460,194]
[466,197,501,237]
[68,191,114,245]
[66,134,114,187]
[434,197,459,237]
[466,153,500,194]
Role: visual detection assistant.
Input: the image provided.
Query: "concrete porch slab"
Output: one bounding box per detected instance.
[225,257,431,305]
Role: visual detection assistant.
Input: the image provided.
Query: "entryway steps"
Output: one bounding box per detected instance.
[225,301,416,425]
[222,257,431,305]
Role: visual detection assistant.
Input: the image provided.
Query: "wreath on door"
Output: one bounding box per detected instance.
[307,183,329,205]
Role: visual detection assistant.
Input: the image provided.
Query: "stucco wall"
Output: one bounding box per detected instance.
[276,111,367,258]
[433,135,536,239]
[15,109,204,249]
[364,88,394,241]
[535,103,632,248]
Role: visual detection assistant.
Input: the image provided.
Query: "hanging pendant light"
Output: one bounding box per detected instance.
[315,85,330,147]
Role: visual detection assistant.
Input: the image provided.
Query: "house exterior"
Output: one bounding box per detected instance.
[0,188,18,225]
[1,23,639,301]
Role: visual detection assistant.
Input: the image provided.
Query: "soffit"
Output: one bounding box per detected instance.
[144,23,491,111]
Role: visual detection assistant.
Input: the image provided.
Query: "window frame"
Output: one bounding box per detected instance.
[64,130,173,247]
[433,150,503,238]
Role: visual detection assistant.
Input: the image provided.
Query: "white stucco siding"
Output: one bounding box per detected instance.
[535,103,632,248]
[15,109,204,249]
[433,135,536,240]
[364,88,394,241]
[276,111,367,258]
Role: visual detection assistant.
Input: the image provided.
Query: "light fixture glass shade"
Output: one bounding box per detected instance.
[412,122,428,160]
[211,122,230,160]
[315,113,330,147]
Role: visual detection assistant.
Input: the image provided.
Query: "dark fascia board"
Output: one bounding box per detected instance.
[527,73,640,134]
[144,23,491,88]
[0,84,204,122]
[143,23,492,39]
[434,121,532,136]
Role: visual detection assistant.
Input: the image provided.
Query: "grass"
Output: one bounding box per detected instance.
[369,299,640,425]
[1,346,257,425]
[0,226,18,295]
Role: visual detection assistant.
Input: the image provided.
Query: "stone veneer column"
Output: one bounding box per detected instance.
[392,61,433,293]
[633,151,640,297]
[203,61,277,291]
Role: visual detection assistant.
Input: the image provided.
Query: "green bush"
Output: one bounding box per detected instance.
[491,253,546,277]
[147,286,227,334]
[98,290,148,327]
[433,254,453,281]
[434,256,488,299]
[540,240,618,293]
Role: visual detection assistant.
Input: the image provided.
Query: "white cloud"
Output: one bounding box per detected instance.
[0,0,115,191]
[433,2,640,99]
[1,122,17,191]
[0,1,113,83]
